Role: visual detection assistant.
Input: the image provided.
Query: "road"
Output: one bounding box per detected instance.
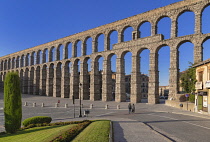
[1,93,210,141]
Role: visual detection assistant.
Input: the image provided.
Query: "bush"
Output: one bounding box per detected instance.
[4,72,22,133]
[189,94,195,103]
[22,116,52,127]
[51,120,91,142]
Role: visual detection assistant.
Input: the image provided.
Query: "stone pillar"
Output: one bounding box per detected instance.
[70,63,79,99]
[148,52,159,104]
[28,68,34,95]
[33,68,40,95]
[115,58,126,102]
[72,42,77,58]
[61,65,70,98]
[80,61,89,100]
[194,42,202,64]
[92,38,97,53]
[104,34,110,51]
[48,49,52,62]
[53,66,61,97]
[42,51,46,63]
[130,55,141,103]
[102,60,112,101]
[63,44,68,59]
[36,52,40,64]
[195,13,201,34]
[169,49,179,99]
[30,53,34,65]
[90,60,101,101]
[56,48,60,61]
[171,18,177,38]
[82,42,86,56]
[151,24,156,36]
[118,32,123,43]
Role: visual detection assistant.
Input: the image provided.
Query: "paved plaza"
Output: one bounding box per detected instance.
[1,93,210,142]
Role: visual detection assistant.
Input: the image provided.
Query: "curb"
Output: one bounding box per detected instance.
[109,121,113,142]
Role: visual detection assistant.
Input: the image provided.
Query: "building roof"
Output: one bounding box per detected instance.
[193,58,210,68]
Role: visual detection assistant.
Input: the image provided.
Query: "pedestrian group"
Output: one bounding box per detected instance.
[128,103,135,114]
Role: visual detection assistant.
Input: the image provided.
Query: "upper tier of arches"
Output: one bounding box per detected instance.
[0,0,210,71]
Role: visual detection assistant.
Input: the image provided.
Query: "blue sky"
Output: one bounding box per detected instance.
[1,0,210,86]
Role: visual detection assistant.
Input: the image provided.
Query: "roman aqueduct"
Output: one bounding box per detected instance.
[0,0,210,104]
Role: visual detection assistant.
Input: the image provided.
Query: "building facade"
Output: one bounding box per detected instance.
[194,59,210,113]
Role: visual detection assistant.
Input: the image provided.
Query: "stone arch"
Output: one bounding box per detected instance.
[0,60,3,71]
[121,26,134,42]
[30,51,36,65]
[16,56,20,68]
[47,63,54,97]
[201,3,210,34]
[202,36,210,61]
[155,16,172,39]
[54,62,62,97]
[176,10,195,37]
[80,57,91,100]
[107,30,118,50]
[25,53,30,66]
[20,54,25,67]
[28,67,35,94]
[49,46,56,62]
[62,60,71,98]
[70,58,80,99]
[57,44,64,61]
[95,33,105,52]
[34,66,41,95]
[8,58,11,70]
[64,42,72,59]
[138,21,152,38]
[84,36,92,55]
[42,48,48,63]
[36,50,42,64]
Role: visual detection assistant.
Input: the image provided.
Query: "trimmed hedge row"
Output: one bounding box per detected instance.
[21,120,88,130]
[22,116,52,127]
[50,120,91,142]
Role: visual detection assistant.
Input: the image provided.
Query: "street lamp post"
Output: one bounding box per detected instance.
[79,83,82,117]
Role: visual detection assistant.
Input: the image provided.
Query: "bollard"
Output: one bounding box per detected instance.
[41,103,44,107]
[24,102,28,106]
[117,104,120,109]
[90,104,93,109]
[33,102,36,107]
[105,104,109,109]
[55,103,59,108]
[65,103,68,108]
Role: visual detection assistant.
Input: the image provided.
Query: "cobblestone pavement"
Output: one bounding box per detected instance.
[1,93,210,142]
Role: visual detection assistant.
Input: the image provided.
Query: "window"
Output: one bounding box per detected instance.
[199,71,203,82]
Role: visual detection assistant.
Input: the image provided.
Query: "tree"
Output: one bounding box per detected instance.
[180,62,196,93]
[4,72,22,133]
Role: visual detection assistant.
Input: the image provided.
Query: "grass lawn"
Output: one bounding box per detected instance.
[72,120,110,142]
[0,124,76,142]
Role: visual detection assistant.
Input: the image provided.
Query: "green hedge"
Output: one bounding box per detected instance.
[22,116,52,127]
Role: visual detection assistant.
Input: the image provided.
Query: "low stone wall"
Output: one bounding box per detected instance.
[165,100,195,112]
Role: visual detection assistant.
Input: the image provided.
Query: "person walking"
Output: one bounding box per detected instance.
[132,104,135,113]
[128,103,132,114]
